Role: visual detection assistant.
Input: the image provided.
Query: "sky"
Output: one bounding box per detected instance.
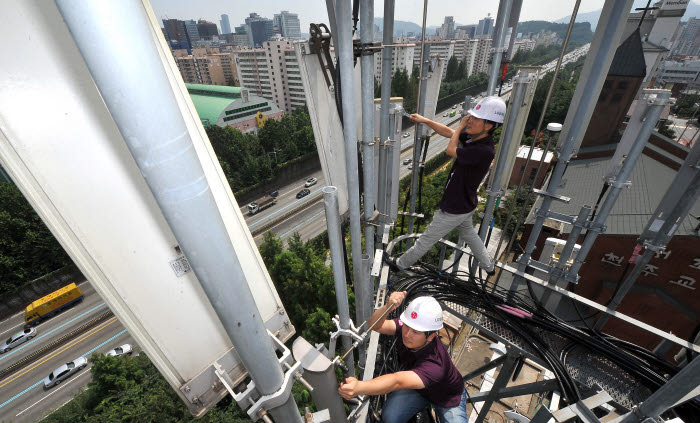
[148,0,659,33]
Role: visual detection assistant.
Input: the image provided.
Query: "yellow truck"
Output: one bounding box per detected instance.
[25,283,84,327]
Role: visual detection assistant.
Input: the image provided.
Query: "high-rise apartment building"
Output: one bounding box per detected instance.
[220,14,231,35]
[476,14,494,38]
[173,48,227,85]
[234,40,306,113]
[413,40,456,80]
[462,38,493,76]
[438,16,456,40]
[274,11,302,40]
[163,19,192,48]
[184,20,200,45]
[245,13,274,47]
[673,18,700,56]
[197,19,219,40]
[457,24,477,39]
[374,40,415,84]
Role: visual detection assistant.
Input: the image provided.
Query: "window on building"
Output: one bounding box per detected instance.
[611,93,623,104]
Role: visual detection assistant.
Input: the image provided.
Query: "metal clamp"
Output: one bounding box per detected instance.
[229,330,303,422]
[358,138,376,147]
[642,240,666,253]
[353,40,382,57]
[485,188,505,198]
[605,177,632,189]
[330,316,364,343]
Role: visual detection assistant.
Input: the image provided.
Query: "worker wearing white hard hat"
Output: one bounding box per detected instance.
[338,293,468,422]
[386,96,507,276]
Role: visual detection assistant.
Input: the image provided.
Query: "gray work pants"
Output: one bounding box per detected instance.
[396,209,494,271]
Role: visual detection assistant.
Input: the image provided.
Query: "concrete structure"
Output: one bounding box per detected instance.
[462,38,493,76]
[456,24,476,39]
[438,16,455,40]
[413,40,456,80]
[173,48,232,86]
[476,14,494,38]
[234,40,306,113]
[623,0,689,87]
[245,13,274,47]
[185,83,283,133]
[197,19,219,40]
[659,59,700,86]
[374,40,415,83]
[512,38,536,55]
[163,19,193,51]
[274,11,301,40]
[672,17,700,57]
[509,146,554,188]
[219,14,231,35]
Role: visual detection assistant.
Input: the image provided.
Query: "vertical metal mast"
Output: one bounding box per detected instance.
[516,0,635,281]
[406,0,429,247]
[335,0,367,362]
[376,0,396,237]
[487,0,513,96]
[55,1,303,421]
[359,0,376,332]
[323,187,356,376]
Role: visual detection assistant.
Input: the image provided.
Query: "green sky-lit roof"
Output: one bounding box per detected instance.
[185,83,244,126]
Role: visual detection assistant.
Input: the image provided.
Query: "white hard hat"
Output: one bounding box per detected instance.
[400,296,444,332]
[467,96,507,124]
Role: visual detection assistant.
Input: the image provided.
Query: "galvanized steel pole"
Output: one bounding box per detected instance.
[406,43,430,245]
[55,2,303,421]
[335,0,368,367]
[487,0,513,96]
[322,187,355,376]
[377,0,395,235]
[406,0,429,248]
[360,0,376,331]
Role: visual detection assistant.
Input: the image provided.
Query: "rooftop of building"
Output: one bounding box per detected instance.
[526,150,699,236]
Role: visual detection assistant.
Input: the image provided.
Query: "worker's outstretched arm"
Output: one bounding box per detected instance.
[338,371,425,399]
[410,114,454,138]
[446,115,468,158]
[368,291,406,335]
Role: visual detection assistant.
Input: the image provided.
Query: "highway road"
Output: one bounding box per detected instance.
[0,43,591,422]
[0,283,135,422]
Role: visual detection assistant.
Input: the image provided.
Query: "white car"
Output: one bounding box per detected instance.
[106,343,133,357]
[0,327,37,353]
[443,112,449,117]
[403,132,410,138]
[408,163,413,170]
[402,158,413,165]
[44,356,88,388]
[304,177,318,188]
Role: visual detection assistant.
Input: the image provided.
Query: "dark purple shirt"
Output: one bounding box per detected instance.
[439,133,495,214]
[393,318,463,407]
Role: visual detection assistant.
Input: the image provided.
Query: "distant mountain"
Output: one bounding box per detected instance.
[555,9,602,31]
[556,1,700,31]
[516,20,593,45]
[374,17,441,36]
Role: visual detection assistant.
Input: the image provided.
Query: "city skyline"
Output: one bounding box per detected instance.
[149,0,666,35]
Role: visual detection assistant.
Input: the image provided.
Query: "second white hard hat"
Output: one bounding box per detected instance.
[400,296,444,332]
[467,96,507,124]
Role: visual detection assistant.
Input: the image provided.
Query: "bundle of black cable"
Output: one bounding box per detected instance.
[368,262,700,422]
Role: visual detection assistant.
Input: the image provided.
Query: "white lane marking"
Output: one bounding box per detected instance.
[0,311,27,336]
[15,368,91,417]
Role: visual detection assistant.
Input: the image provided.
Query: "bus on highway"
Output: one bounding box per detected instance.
[449,110,457,117]
[25,283,84,327]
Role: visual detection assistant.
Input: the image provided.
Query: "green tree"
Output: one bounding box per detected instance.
[0,182,71,295]
[445,56,459,82]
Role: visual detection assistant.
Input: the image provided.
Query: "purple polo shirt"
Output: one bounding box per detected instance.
[393,318,463,407]
[439,133,495,214]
